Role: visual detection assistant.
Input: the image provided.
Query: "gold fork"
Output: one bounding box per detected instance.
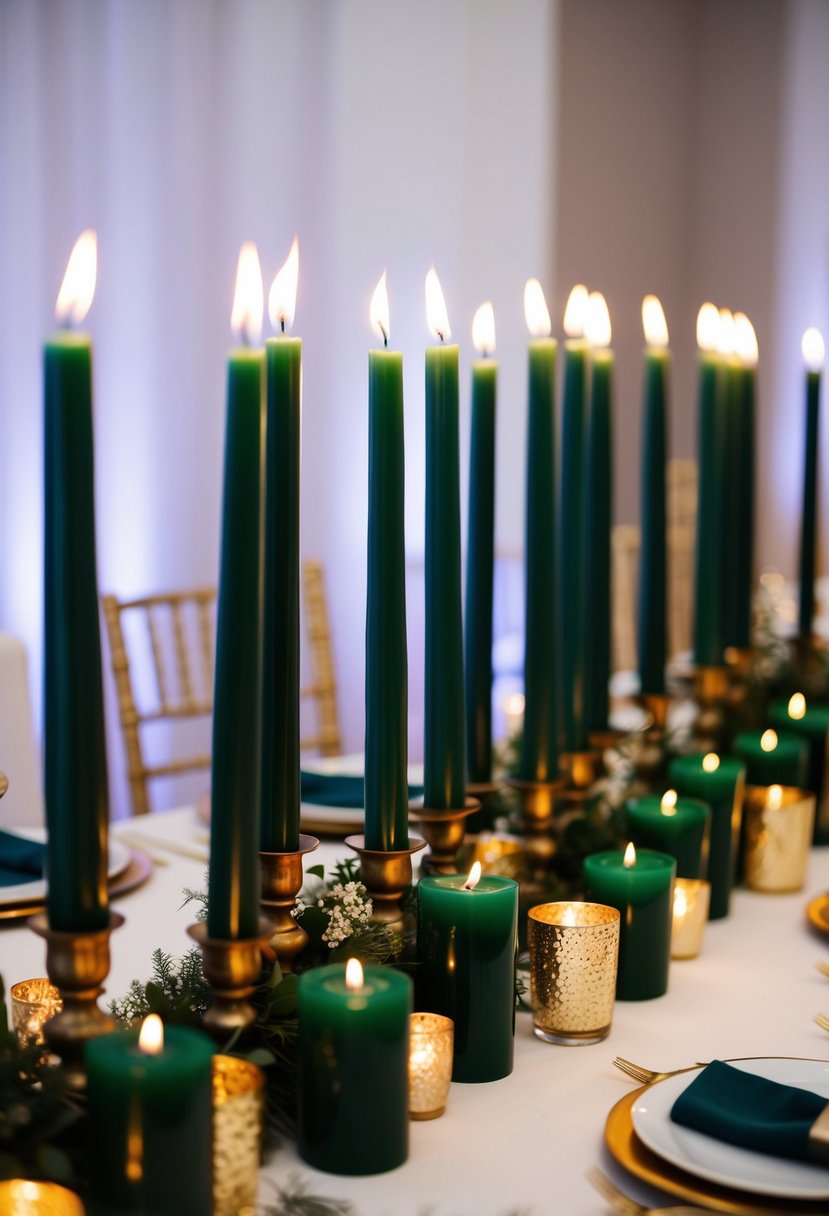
[612,1057,697,1085]
[587,1167,715,1215]
[816,961,829,980]
[815,1014,829,1033]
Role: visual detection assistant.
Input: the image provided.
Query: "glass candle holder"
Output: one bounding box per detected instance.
[467,832,525,878]
[527,902,620,1045]
[212,1055,264,1216]
[408,1012,454,1120]
[670,878,710,959]
[10,979,63,1047]
[743,784,816,893]
[0,1179,84,1215]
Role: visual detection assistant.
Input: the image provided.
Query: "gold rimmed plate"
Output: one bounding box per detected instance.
[0,850,153,923]
[807,892,829,937]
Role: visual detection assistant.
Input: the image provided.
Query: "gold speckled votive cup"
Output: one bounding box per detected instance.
[0,1179,84,1215]
[212,1055,264,1216]
[408,1012,454,1120]
[743,784,816,893]
[527,902,620,1045]
[671,878,710,959]
[10,979,63,1047]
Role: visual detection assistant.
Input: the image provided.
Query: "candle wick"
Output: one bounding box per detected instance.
[280,316,286,335]
[379,323,388,348]
[437,330,445,343]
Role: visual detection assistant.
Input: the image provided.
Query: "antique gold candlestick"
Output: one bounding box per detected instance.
[630,693,672,790]
[259,834,319,970]
[409,797,480,875]
[506,776,565,872]
[345,835,426,932]
[693,665,729,750]
[188,919,272,1039]
[559,750,601,808]
[725,646,753,722]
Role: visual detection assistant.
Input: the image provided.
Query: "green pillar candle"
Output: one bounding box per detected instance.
[86,1017,214,1216]
[298,961,412,1175]
[424,268,464,809]
[584,292,614,734]
[583,846,675,1001]
[638,296,670,697]
[519,280,558,782]
[668,752,745,919]
[417,870,518,1082]
[365,274,408,850]
[693,304,725,667]
[560,325,589,752]
[465,302,497,784]
[798,328,824,641]
[733,729,807,787]
[625,792,710,879]
[261,240,302,853]
[44,231,108,933]
[770,694,829,842]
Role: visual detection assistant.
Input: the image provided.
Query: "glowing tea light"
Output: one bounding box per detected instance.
[408,1012,454,1120]
[767,784,784,810]
[671,878,710,960]
[761,730,778,752]
[789,692,807,721]
[702,753,720,773]
[661,789,678,816]
[744,783,816,893]
[528,901,620,1044]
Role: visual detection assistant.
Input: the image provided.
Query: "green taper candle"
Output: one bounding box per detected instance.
[86,1016,214,1216]
[720,348,743,651]
[298,960,412,1174]
[733,728,807,787]
[519,280,558,782]
[585,292,614,734]
[798,328,824,641]
[210,250,266,939]
[693,304,725,667]
[417,868,518,1082]
[465,302,497,783]
[261,239,302,853]
[626,791,710,879]
[638,296,670,696]
[583,845,675,1000]
[727,314,758,650]
[668,752,745,919]
[770,693,829,842]
[44,231,108,933]
[365,274,408,850]
[424,268,465,809]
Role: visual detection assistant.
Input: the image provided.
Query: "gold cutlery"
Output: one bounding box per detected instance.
[815,960,829,980]
[587,1167,716,1215]
[612,1057,697,1085]
[815,1013,829,1033]
[116,831,208,865]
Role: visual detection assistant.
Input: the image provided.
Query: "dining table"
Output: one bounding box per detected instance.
[3,801,829,1216]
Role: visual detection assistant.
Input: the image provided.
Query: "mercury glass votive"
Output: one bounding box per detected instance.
[10,979,63,1046]
[670,878,710,959]
[212,1055,264,1216]
[0,1180,84,1215]
[527,902,620,1045]
[408,1012,454,1120]
[743,784,816,893]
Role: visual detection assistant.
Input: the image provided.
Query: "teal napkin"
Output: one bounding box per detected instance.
[671,1059,828,1162]
[0,829,45,887]
[300,770,423,809]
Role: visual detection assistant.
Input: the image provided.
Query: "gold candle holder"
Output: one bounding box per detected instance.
[693,665,729,751]
[527,901,620,1045]
[0,1180,84,1215]
[671,878,710,960]
[464,831,525,879]
[212,1054,264,1216]
[187,918,272,1038]
[345,834,426,931]
[588,728,629,773]
[743,784,816,893]
[408,1012,453,1120]
[259,833,319,970]
[0,770,8,799]
[10,978,63,1047]
[506,776,564,872]
[28,910,124,1090]
[409,797,480,875]
[559,750,601,807]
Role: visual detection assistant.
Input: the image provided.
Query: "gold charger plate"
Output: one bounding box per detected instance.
[807,892,829,937]
[605,1084,829,1215]
[0,850,153,923]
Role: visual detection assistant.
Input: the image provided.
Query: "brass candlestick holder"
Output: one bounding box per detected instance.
[345,835,426,932]
[259,834,319,970]
[725,646,753,722]
[188,918,273,1039]
[506,776,565,871]
[29,910,125,1090]
[559,749,601,808]
[588,728,630,775]
[630,693,672,790]
[409,796,481,875]
[693,665,729,751]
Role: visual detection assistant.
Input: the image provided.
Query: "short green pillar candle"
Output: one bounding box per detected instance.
[417,870,518,1082]
[298,961,412,1175]
[733,729,807,788]
[770,694,829,842]
[625,792,710,879]
[583,846,675,1001]
[668,753,745,919]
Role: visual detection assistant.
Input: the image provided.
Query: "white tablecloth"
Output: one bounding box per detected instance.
[2,807,829,1216]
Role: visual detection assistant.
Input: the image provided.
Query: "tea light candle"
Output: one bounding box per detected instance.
[670,878,710,959]
[743,784,815,893]
[625,789,710,878]
[668,752,745,919]
[0,1180,84,1215]
[733,728,807,787]
[212,1056,264,1216]
[770,693,829,842]
[582,844,675,1001]
[408,1012,454,1120]
[10,978,62,1047]
[527,901,620,1044]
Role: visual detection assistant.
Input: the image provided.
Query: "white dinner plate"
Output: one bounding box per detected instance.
[631,1058,829,1200]
[0,827,132,906]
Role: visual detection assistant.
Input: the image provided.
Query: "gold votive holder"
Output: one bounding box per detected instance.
[10,979,63,1047]
[527,902,620,1045]
[212,1054,264,1216]
[671,878,711,960]
[408,1012,454,1120]
[466,832,525,878]
[0,1179,84,1215]
[743,784,816,893]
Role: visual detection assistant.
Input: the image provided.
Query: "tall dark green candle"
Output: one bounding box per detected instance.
[668,752,745,919]
[638,303,670,695]
[728,323,756,650]
[720,356,743,651]
[585,335,614,734]
[693,307,725,666]
[798,332,823,641]
[560,337,588,750]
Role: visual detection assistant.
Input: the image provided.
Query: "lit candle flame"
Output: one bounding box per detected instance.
[733,312,758,366]
[642,294,669,348]
[788,692,807,720]
[768,784,784,810]
[561,903,577,927]
[463,861,482,890]
[138,1013,164,1055]
[524,278,551,338]
[268,236,299,333]
[585,291,611,347]
[472,301,496,356]
[696,302,720,353]
[760,729,778,753]
[345,957,364,991]
[717,307,735,357]
[425,267,451,341]
[563,284,589,339]
[702,753,720,773]
[802,327,825,372]
[370,272,390,346]
[230,242,264,347]
[55,229,97,326]
[673,884,688,918]
[661,789,678,816]
[623,841,636,869]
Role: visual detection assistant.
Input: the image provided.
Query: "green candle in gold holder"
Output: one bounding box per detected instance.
[584,292,614,735]
[693,303,725,668]
[638,296,670,698]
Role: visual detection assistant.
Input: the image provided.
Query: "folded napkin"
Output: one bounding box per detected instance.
[0,828,45,887]
[300,770,423,809]
[671,1059,828,1162]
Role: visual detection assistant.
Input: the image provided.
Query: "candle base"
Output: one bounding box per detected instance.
[28,910,125,1092]
[344,835,426,933]
[693,665,729,751]
[559,750,601,806]
[409,797,481,875]
[187,919,272,1040]
[259,835,320,971]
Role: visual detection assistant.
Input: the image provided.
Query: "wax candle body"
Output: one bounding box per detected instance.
[417,874,518,1082]
[43,333,109,932]
[520,339,558,781]
[424,343,465,809]
[86,1026,214,1216]
[560,339,588,751]
[583,848,675,1000]
[261,337,301,853]
[625,796,710,879]
[298,964,411,1174]
[770,700,829,842]
[720,359,742,650]
[209,350,264,940]
[465,358,497,783]
[668,755,745,919]
[733,731,807,787]
[693,352,724,666]
[638,348,669,695]
[798,369,821,640]
[726,361,755,649]
[585,350,613,733]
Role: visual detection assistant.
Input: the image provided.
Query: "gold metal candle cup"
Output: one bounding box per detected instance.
[212,1054,264,1216]
[345,834,426,932]
[0,1179,84,1215]
[187,918,273,1039]
[465,832,525,879]
[527,902,620,1046]
[409,797,481,875]
[408,1012,453,1120]
[743,785,816,893]
[671,878,710,960]
[259,833,319,970]
[10,979,63,1047]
